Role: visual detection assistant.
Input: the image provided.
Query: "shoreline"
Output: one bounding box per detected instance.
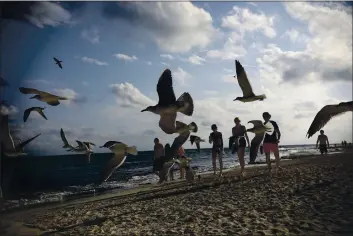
[0,150,349,214]
[2,151,353,235]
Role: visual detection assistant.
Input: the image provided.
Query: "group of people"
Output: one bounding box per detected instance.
[209,112,281,178]
[153,111,283,181]
[153,138,189,181]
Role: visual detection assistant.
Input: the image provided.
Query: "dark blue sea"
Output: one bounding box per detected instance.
[1,145,342,209]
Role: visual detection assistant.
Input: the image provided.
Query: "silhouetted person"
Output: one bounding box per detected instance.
[316,130,329,155]
[153,138,164,174]
[209,124,223,176]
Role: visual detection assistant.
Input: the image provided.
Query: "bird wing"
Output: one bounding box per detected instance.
[170,131,191,158]
[159,113,177,134]
[16,133,41,150]
[235,60,255,97]
[60,128,70,146]
[190,135,197,145]
[83,142,95,148]
[248,120,264,129]
[75,140,86,149]
[196,142,201,152]
[0,113,16,152]
[58,63,63,69]
[23,107,35,122]
[157,69,176,106]
[53,57,59,63]
[307,104,353,138]
[19,87,44,95]
[100,141,121,148]
[101,153,127,182]
[37,109,48,120]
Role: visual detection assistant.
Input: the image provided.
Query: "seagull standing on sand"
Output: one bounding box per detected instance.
[233,60,266,103]
[60,128,74,149]
[246,120,273,164]
[141,69,197,134]
[306,101,353,138]
[53,57,63,69]
[100,142,138,183]
[19,87,68,106]
[190,135,205,152]
[23,107,47,122]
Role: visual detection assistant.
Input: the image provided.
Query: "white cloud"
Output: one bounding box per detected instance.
[53,88,86,106]
[80,56,109,66]
[81,28,100,44]
[161,62,170,67]
[203,90,219,96]
[25,2,72,28]
[109,82,155,108]
[160,54,174,60]
[0,104,18,116]
[114,54,138,62]
[188,55,206,65]
[146,61,152,65]
[282,28,309,44]
[221,6,277,38]
[103,2,219,53]
[206,32,247,60]
[173,67,192,86]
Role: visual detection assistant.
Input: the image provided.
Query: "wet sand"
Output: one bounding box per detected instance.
[1,152,353,236]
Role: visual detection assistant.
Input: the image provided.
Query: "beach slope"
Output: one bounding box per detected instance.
[2,152,353,236]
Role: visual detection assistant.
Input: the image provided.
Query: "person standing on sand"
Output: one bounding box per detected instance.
[153,138,164,174]
[209,124,224,176]
[262,112,281,176]
[231,117,250,178]
[176,146,186,179]
[316,130,329,155]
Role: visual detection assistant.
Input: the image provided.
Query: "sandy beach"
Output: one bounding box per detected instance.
[1,151,353,236]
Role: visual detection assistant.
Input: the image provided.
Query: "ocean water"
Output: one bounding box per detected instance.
[1,144,343,209]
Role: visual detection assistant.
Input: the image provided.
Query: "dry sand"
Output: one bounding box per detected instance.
[1,152,353,236]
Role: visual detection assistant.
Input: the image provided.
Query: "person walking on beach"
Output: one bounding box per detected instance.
[176,146,186,179]
[262,112,281,176]
[209,124,224,176]
[316,130,329,155]
[231,117,250,179]
[153,138,164,174]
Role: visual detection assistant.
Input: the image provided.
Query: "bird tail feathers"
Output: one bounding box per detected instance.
[188,122,198,133]
[259,94,267,99]
[126,146,138,155]
[177,92,194,116]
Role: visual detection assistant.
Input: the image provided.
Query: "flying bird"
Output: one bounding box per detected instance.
[100,142,138,183]
[141,69,196,134]
[233,60,266,102]
[189,135,205,152]
[306,101,353,139]
[53,57,63,69]
[246,120,272,164]
[67,140,94,163]
[19,87,68,106]
[23,107,47,122]
[100,141,121,148]
[60,128,74,149]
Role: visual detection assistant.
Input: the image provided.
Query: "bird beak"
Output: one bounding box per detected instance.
[141,109,147,112]
[29,96,36,99]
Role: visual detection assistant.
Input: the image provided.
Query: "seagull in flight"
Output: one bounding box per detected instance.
[233,60,266,103]
[306,101,353,139]
[23,107,47,122]
[53,57,63,69]
[19,87,68,106]
[141,69,196,134]
[100,142,138,183]
[67,140,94,163]
[60,128,74,149]
[189,135,205,152]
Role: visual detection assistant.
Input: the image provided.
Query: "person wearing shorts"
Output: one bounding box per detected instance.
[262,112,281,176]
[209,124,223,176]
[316,130,329,155]
[231,117,250,178]
[176,146,186,179]
[153,138,164,174]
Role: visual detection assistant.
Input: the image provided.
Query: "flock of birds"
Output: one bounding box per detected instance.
[0,57,352,184]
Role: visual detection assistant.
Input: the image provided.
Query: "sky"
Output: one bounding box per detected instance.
[0,1,352,155]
